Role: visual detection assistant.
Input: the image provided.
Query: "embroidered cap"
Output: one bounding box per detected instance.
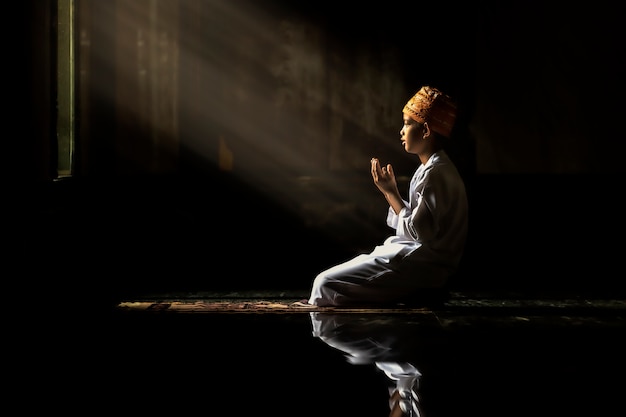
[403,86,457,137]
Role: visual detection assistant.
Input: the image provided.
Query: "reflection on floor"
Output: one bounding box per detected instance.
[48,291,626,416]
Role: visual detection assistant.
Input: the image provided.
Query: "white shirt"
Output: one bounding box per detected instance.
[384,150,468,269]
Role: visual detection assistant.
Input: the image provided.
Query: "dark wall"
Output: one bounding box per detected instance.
[15,1,626,302]
[27,0,626,179]
[18,171,626,302]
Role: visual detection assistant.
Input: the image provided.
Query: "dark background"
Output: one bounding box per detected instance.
[13,0,626,303]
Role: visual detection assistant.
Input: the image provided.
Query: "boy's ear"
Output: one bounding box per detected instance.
[423,122,431,138]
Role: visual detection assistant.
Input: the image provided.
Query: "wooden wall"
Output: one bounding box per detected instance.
[15,1,626,299]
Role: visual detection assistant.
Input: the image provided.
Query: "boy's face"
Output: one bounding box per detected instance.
[400,114,425,154]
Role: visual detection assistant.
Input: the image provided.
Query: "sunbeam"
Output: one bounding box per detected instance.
[84,0,424,236]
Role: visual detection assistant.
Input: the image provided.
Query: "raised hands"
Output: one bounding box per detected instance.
[371,157,404,214]
[371,157,398,194]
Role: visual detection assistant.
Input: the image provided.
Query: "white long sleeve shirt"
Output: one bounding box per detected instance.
[384,150,468,270]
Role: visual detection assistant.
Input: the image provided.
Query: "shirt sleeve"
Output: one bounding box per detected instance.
[386,177,438,243]
[386,198,409,230]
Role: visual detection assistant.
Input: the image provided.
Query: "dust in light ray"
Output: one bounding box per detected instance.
[93,0,411,224]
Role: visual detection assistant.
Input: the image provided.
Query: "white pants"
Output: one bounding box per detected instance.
[308,242,449,307]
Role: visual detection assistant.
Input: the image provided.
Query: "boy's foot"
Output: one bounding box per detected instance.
[290,299,317,308]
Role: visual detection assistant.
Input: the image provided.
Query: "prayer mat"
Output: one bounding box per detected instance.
[114,293,626,315]
[115,299,434,314]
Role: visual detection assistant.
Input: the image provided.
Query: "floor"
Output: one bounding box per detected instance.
[28,290,626,416]
[14,174,626,415]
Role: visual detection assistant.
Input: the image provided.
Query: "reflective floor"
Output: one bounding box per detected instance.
[39,291,626,416]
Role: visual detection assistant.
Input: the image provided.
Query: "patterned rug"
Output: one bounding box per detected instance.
[114,293,626,315]
[115,299,433,314]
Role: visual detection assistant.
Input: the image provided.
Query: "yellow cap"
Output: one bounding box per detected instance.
[402,86,457,137]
